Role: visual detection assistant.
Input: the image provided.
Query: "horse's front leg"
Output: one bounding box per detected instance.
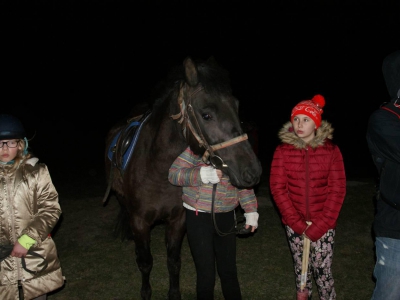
[165,208,186,300]
[132,218,153,300]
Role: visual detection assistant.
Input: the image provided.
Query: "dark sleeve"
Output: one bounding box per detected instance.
[366,109,400,164]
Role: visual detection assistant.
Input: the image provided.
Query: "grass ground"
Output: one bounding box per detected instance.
[47,169,376,300]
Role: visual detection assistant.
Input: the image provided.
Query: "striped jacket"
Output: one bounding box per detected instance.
[168,147,258,213]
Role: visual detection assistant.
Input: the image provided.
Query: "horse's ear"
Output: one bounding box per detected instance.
[183,57,199,87]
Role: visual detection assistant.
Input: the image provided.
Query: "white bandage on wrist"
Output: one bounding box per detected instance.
[200,166,220,184]
[244,212,259,228]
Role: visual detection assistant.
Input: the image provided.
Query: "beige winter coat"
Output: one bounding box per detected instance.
[0,157,64,299]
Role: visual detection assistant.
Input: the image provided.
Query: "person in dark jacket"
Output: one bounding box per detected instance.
[366,50,400,300]
[270,94,346,300]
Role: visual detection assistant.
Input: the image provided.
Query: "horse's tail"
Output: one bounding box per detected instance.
[114,203,134,241]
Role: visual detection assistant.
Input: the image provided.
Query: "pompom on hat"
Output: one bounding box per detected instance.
[290,94,326,129]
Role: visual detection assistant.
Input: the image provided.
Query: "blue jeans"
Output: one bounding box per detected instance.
[371,237,400,300]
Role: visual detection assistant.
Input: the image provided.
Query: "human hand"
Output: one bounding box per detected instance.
[244,212,259,232]
[305,221,312,230]
[11,241,28,258]
[302,221,312,238]
[200,166,220,184]
[215,169,223,180]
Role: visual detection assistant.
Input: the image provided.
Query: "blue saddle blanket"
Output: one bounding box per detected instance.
[107,112,151,172]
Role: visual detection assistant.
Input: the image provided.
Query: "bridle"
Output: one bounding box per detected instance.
[170,81,252,236]
[170,82,248,168]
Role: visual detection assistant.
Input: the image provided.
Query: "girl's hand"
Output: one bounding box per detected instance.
[216,169,223,180]
[11,241,28,258]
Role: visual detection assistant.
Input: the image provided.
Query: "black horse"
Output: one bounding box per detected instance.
[104,56,262,300]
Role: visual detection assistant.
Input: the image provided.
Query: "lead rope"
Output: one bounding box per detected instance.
[211,183,251,236]
[211,183,237,236]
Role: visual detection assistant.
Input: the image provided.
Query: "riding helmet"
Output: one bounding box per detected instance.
[0,114,26,139]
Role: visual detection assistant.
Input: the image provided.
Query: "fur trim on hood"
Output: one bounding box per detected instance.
[278,120,334,149]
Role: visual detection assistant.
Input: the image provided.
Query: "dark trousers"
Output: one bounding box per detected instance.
[185,208,242,300]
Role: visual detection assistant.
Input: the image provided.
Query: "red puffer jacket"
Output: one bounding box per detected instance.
[270,121,346,241]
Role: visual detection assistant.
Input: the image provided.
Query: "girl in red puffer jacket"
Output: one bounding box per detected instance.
[269,94,346,300]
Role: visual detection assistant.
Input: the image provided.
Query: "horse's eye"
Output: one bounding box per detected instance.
[202,113,212,120]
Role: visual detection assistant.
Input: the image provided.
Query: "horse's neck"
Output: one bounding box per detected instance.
[147,104,188,162]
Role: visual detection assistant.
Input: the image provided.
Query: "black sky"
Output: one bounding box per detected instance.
[2,2,400,180]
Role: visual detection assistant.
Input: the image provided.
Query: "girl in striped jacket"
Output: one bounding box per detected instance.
[168,146,259,300]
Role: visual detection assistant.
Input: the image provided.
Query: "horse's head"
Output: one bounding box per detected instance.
[172,56,262,188]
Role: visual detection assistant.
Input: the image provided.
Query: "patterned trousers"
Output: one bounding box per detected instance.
[285,225,336,300]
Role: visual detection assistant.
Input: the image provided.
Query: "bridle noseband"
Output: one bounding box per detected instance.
[170,82,248,167]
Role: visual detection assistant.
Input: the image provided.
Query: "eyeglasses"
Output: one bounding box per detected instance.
[0,140,20,148]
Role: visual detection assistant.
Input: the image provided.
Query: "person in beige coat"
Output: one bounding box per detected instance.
[0,114,65,300]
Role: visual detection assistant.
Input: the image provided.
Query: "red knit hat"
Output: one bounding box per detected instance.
[290,94,326,129]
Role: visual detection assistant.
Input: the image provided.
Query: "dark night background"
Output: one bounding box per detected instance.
[2,2,400,185]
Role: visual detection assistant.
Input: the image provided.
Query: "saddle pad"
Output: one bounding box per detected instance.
[107,112,151,171]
